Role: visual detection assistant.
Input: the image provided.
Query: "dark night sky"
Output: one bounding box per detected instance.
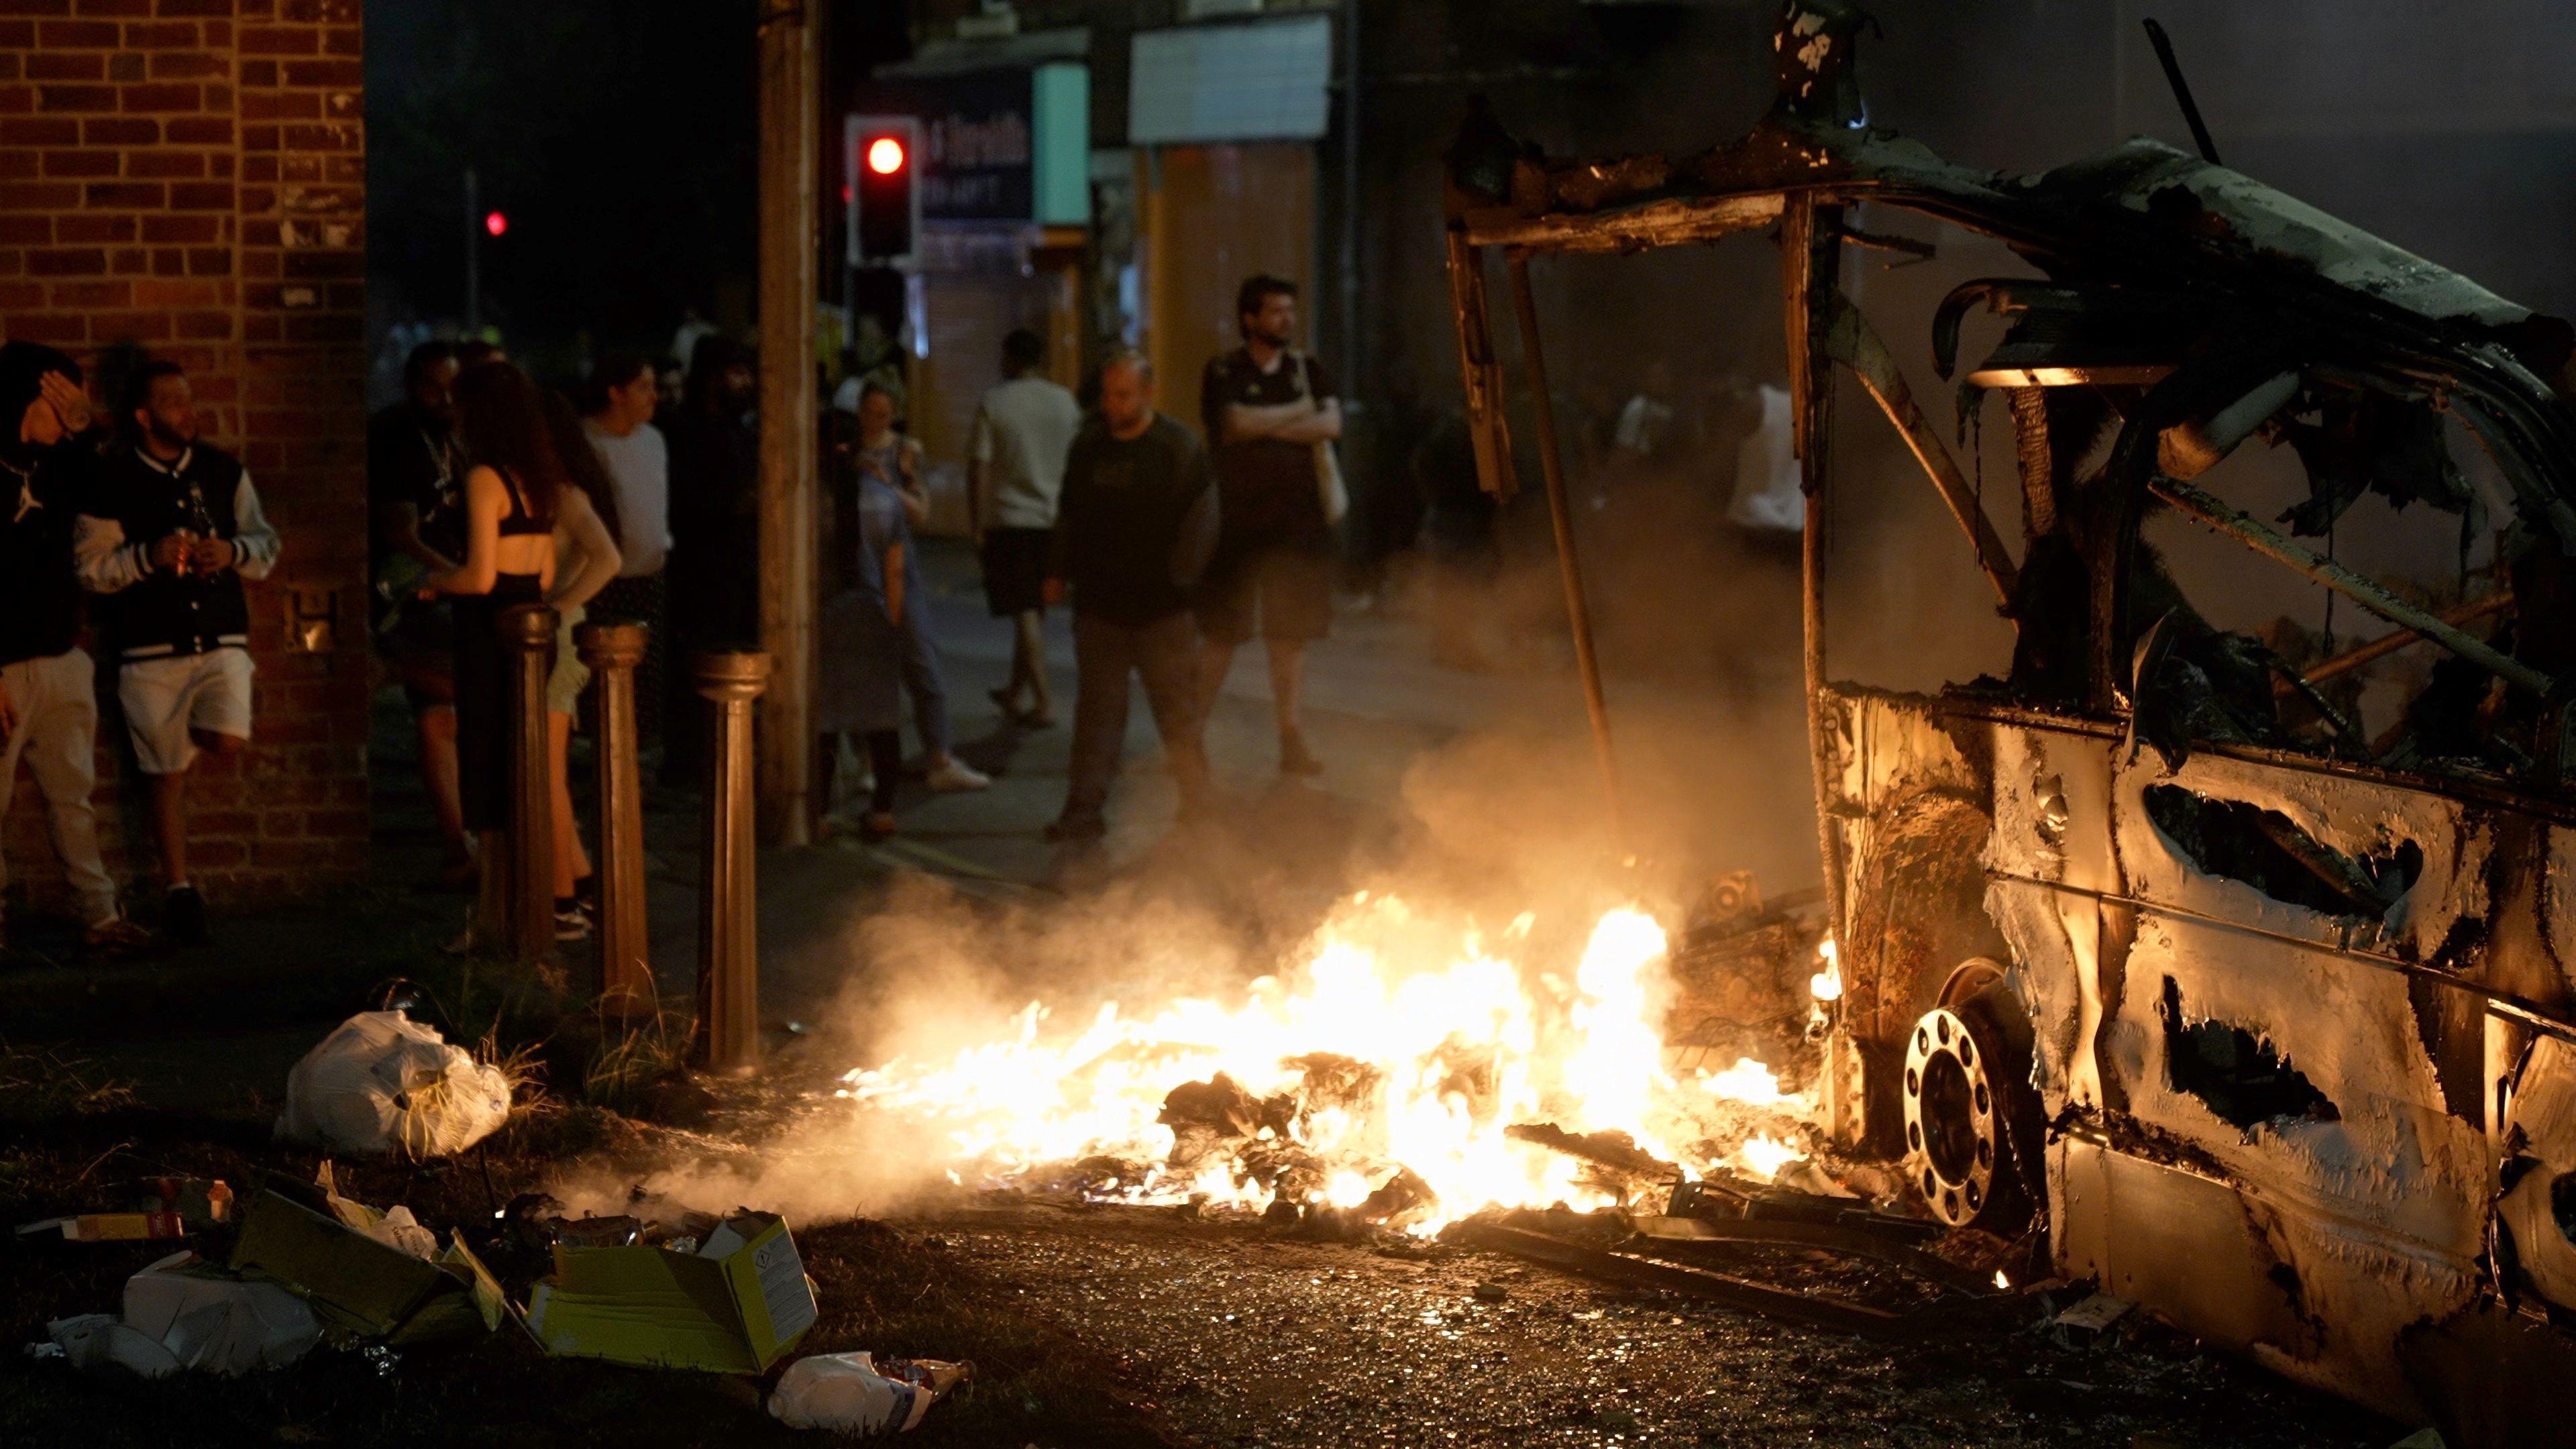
[364,0,760,366]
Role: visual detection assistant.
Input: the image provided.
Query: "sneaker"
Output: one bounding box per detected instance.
[163,885,209,946]
[926,757,991,792]
[553,899,595,942]
[1279,734,1324,777]
[1042,813,1106,843]
[83,915,155,960]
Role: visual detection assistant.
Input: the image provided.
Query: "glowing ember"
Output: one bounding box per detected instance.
[838,898,1816,1232]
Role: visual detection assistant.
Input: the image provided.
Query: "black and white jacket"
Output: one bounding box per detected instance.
[74,442,282,662]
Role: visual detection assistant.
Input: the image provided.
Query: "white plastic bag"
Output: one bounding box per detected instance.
[276,1010,513,1157]
[769,1352,969,1435]
[47,1252,319,1378]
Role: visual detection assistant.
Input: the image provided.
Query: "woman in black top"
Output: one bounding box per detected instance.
[434,362,560,858]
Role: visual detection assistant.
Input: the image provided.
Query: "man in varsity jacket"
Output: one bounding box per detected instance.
[75,360,282,945]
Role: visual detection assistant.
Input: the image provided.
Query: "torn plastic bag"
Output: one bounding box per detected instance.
[276,1010,512,1157]
[45,1251,321,1378]
[769,1352,972,1434]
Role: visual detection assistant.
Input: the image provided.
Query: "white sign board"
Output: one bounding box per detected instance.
[1128,15,1332,145]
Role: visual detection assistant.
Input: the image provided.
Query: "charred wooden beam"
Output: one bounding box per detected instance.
[1443,230,1518,500]
[2298,592,2515,688]
[1505,248,1625,843]
[1458,193,1783,253]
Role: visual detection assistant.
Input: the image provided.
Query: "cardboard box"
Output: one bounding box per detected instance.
[526,1211,817,1374]
[227,1183,503,1345]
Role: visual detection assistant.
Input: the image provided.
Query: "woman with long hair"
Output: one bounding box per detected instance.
[433,360,560,922]
[537,390,621,938]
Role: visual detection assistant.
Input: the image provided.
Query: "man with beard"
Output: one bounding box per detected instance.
[0,341,152,957]
[76,360,282,947]
[1197,274,1342,776]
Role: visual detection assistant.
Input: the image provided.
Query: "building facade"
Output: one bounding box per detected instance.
[1,0,371,911]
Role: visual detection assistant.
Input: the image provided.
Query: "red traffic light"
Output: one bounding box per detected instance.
[865,136,906,176]
[484,210,508,237]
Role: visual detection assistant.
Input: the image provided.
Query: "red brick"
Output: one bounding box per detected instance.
[0,180,81,207]
[124,149,203,177]
[36,83,116,111]
[139,212,215,242]
[236,22,309,53]
[109,246,144,272]
[280,57,356,87]
[104,51,143,80]
[5,312,87,343]
[76,0,156,14]
[319,20,351,56]
[237,57,272,85]
[183,244,223,272]
[82,180,161,206]
[276,121,352,150]
[93,309,172,340]
[0,150,32,180]
[0,86,32,115]
[34,18,115,44]
[162,114,224,143]
[40,147,115,176]
[81,114,152,142]
[0,280,41,307]
[129,276,212,304]
[156,0,234,15]
[52,213,133,241]
[1,115,78,142]
[0,22,34,47]
[119,80,198,110]
[146,49,223,78]
[48,278,126,305]
[25,246,105,274]
[25,52,103,81]
[174,308,227,337]
[121,19,193,44]
[149,245,182,274]
[0,216,47,244]
[167,179,228,208]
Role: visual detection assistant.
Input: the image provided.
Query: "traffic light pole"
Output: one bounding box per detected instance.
[754,0,817,847]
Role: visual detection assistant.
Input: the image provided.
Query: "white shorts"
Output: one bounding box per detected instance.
[119,648,254,774]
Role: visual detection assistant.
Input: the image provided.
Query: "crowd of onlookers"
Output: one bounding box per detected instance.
[0,270,1373,953]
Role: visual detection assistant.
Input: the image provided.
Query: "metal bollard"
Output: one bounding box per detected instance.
[577,621,653,1014]
[502,603,558,965]
[694,650,770,1073]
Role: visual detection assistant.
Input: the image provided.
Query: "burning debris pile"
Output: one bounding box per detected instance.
[837,896,1827,1234]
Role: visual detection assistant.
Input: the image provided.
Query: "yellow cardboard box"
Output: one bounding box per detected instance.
[525,1212,817,1374]
[227,1185,504,1344]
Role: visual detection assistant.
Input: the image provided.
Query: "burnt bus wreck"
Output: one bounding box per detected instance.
[1446,3,2576,1440]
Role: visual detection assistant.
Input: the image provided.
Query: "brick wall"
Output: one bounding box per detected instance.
[0,0,370,915]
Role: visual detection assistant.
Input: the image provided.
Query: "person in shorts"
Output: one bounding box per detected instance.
[968,328,1081,727]
[1197,274,1342,776]
[76,360,280,946]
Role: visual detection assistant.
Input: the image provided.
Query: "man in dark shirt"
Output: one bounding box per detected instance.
[1197,274,1342,776]
[1042,351,1219,843]
[367,341,473,885]
[0,341,151,957]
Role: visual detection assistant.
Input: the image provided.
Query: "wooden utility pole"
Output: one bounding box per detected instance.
[754,0,818,845]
